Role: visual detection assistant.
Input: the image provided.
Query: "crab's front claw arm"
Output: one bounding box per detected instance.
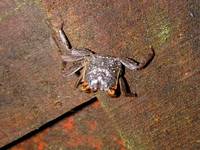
[59,24,95,57]
[71,48,94,56]
[119,58,139,70]
[59,26,71,51]
[120,47,155,70]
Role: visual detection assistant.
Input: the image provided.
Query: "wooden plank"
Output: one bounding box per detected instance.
[43,0,200,149]
[0,0,91,147]
[9,100,127,150]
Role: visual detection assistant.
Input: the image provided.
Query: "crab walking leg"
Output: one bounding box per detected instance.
[59,24,71,51]
[107,72,117,96]
[75,73,83,88]
[61,55,85,62]
[119,77,136,97]
[78,63,91,93]
[115,68,121,89]
[81,61,88,82]
[62,64,84,77]
[107,68,121,97]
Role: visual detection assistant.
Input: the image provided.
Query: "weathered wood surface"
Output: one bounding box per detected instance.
[0,0,91,147]
[43,0,200,149]
[10,100,128,150]
[0,0,200,150]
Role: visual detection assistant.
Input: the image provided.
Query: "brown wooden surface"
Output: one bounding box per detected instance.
[0,0,200,149]
[0,0,92,147]
[44,0,200,149]
[10,100,128,150]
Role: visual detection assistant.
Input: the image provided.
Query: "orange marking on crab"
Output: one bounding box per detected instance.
[82,81,89,87]
[81,84,92,93]
[107,88,117,97]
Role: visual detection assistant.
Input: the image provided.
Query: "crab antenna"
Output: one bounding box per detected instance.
[59,23,72,51]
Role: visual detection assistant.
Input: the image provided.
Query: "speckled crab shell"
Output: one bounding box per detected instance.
[85,55,122,91]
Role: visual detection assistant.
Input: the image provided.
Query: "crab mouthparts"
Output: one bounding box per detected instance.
[89,76,110,91]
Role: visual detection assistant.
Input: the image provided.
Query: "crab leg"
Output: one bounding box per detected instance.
[62,64,84,77]
[75,64,91,93]
[59,24,94,56]
[61,55,85,62]
[59,23,71,51]
[75,73,83,88]
[81,61,88,82]
[115,68,121,89]
[107,69,120,97]
[119,77,137,97]
[120,47,155,70]
[137,47,155,70]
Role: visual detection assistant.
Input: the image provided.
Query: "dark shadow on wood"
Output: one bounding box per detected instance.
[121,76,137,97]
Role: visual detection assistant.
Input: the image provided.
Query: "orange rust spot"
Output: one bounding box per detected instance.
[63,116,75,131]
[67,134,84,147]
[87,120,97,131]
[112,135,127,150]
[91,100,101,109]
[86,136,102,150]
[66,132,102,150]
[38,142,46,150]
[31,132,47,150]
[116,139,124,145]
[117,139,126,150]
[10,130,48,150]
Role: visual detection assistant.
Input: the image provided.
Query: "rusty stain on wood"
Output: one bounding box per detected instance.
[10,100,127,150]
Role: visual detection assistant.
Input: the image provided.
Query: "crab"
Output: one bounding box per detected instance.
[58,26,154,97]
